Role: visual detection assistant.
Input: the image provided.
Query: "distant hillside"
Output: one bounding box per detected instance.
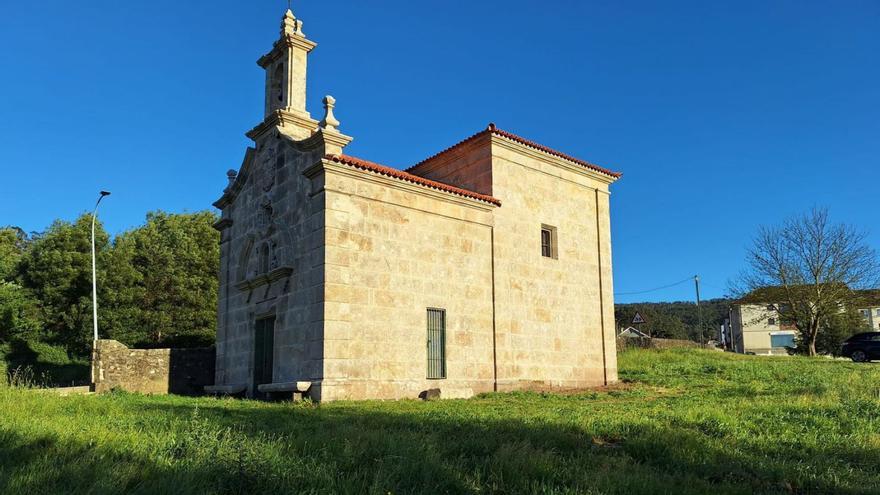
[615,299,732,342]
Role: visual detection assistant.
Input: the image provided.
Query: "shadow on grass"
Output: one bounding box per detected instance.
[0,426,184,495]
[3,339,88,387]
[2,393,876,495]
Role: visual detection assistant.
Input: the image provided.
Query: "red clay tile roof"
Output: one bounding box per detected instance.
[406,123,622,179]
[325,154,502,206]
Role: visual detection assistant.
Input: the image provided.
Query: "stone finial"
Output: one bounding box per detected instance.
[319,95,341,132]
[281,9,304,38]
[317,96,353,155]
[226,169,238,190]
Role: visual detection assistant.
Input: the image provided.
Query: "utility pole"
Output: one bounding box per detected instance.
[695,275,704,346]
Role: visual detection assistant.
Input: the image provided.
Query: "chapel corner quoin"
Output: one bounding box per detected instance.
[208,8,622,401]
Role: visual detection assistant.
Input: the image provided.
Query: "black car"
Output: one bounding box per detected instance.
[841,332,880,362]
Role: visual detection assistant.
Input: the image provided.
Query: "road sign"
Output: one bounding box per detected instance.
[632,312,647,325]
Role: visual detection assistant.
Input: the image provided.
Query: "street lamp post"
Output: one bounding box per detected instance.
[90,191,110,387]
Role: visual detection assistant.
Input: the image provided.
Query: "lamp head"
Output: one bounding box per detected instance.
[100,191,111,197]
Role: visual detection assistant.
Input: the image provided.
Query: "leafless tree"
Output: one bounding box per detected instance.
[734,208,880,356]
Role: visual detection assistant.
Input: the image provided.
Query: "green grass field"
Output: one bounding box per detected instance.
[2,349,879,495]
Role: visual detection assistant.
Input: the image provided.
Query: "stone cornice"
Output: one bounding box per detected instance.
[212,218,233,231]
[284,129,325,152]
[490,135,619,186]
[282,128,351,154]
[305,159,498,213]
[246,109,318,141]
[321,129,354,156]
[257,35,317,68]
[235,266,294,291]
[213,147,256,210]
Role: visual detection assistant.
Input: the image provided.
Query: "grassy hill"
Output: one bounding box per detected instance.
[2,349,879,494]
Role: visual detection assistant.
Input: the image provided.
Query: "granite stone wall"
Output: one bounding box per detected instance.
[316,162,497,401]
[488,136,618,390]
[92,340,215,395]
[404,133,619,393]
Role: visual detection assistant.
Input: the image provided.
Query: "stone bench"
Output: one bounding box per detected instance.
[257,381,313,401]
[204,384,248,397]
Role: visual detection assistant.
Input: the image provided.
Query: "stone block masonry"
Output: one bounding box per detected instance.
[208,8,622,400]
[92,340,215,395]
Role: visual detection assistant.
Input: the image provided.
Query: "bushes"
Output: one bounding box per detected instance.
[0,344,6,387]
[1,339,88,387]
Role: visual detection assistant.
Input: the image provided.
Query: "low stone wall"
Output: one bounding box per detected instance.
[617,337,708,351]
[92,340,214,395]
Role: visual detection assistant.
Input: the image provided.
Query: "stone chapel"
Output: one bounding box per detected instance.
[208,8,622,401]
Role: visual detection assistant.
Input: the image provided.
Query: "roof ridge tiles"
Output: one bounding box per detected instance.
[324,154,502,206]
[405,124,622,179]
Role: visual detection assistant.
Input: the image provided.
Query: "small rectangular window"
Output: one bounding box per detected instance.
[426,308,446,379]
[768,318,776,326]
[541,225,557,259]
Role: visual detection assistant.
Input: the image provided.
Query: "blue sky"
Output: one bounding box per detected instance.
[1,1,878,303]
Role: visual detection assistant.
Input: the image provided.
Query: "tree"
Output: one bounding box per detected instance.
[0,227,29,281]
[615,305,687,339]
[104,211,218,347]
[803,308,870,356]
[615,300,730,342]
[0,282,41,344]
[735,208,880,356]
[18,215,110,356]
[0,227,41,344]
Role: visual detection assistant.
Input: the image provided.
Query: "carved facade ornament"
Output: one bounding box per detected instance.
[259,146,277,192]
[257,196,274,235]
[269,240,279,270]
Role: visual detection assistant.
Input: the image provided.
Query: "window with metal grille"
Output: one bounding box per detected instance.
[541,225,557,259]
[426,308,446,379]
